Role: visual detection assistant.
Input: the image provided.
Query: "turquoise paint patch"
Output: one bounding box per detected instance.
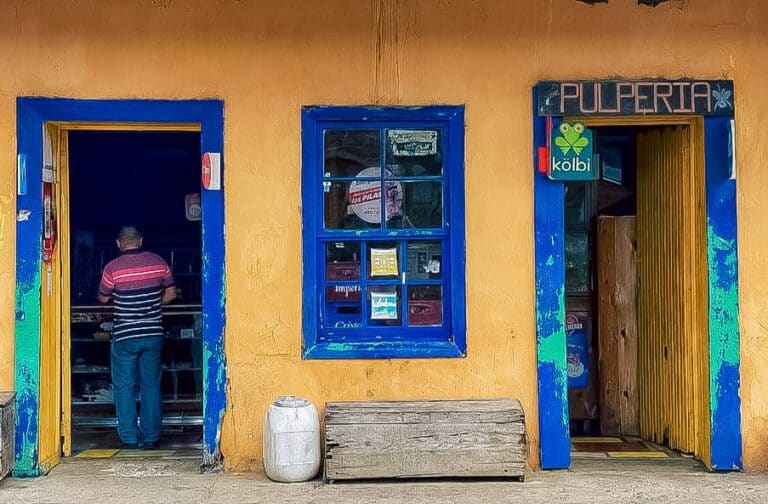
[14,269,42,476]
[537,287,566,367]
[707,223,740,412]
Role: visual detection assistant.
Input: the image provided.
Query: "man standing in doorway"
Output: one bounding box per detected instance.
[98,226,177,449]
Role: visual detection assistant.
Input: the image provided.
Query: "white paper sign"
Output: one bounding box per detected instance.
[43,127,55,183]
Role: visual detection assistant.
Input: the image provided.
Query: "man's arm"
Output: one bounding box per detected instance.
[97,268,114,304]
[160,261,177,305]
[161,286,178,305]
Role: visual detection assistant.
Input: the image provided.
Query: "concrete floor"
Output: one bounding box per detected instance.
[1,457,767,504]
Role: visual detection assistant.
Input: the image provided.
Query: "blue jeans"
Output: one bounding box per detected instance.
[111,336,163,444]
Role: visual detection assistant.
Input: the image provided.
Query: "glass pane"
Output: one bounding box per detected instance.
[368,285,402,326]
[386,129,442,177]
[565,233,590,294]
[386,181,442,229]
[325,285,362,329]
[368,241,399,280]
[406,241,442,280]
[325,242,360,281]
[565,183,589,231]
[324,130,380,178]
[407,285,442,326]
[324,180,381,229]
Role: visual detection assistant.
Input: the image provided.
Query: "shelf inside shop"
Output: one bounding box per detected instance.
[72,397,201,406]
[73,415,204,427]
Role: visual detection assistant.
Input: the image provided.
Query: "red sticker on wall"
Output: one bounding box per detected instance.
[202,152,221,190]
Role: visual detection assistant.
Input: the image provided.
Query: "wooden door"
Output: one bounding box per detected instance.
[38,124,71,469]
[636,123,710,466]
[597,216,639,437]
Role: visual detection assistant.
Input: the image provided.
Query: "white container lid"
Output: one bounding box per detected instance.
[273,396,310,408]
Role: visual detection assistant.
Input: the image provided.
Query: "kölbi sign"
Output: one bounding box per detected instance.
[548,122,598,181]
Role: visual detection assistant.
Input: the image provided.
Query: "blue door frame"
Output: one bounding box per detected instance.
[14,98,226,476]
[533,88,742,471]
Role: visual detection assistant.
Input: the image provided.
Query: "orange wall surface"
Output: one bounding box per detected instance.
[0,0,767,471]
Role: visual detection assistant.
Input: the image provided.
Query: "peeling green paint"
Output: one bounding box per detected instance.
[537,287,566,366]
[14,263,43,476]
[707,223,740,412]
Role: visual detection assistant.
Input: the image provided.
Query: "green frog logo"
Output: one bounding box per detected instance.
[555,122,589,155]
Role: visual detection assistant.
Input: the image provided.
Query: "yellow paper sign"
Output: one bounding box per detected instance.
[371,248,398,276]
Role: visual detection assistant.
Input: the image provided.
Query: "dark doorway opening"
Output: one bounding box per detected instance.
[68,130,203,455]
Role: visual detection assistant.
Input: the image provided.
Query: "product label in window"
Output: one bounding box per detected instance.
[371,292,398,320]
[370,248,398,277]
[347,167,403,223]
[387,130,438,156]
[566,312,590,388]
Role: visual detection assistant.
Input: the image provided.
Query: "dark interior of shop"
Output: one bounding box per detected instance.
[68,130,203,453]
[566,127,638,436]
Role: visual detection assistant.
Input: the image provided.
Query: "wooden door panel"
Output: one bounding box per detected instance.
[636,124,709,466]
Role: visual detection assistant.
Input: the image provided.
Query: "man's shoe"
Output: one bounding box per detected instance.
[120,442,139,449]
[140,441,159,450]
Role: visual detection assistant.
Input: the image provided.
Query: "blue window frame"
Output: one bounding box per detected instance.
[301,106,466,359]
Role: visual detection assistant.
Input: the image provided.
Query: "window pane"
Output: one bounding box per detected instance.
[324,180,381,229]
[368,285,402,326]
[406,241,442,280]
[325,285,362,329]
[407,285,442,326]
[565,232,590,294]
[324,130,380,178]
[565,183,589,231]
[386,129,442,177]
[325,242,360,281]
[386,181,442,229]
[368,241,399,280]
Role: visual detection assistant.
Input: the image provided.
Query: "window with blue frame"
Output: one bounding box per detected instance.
[301,106,466,359]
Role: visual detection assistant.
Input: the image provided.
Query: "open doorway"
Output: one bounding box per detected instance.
[14,98,225,477]
[66,130,203,456]
[565,121,710,464]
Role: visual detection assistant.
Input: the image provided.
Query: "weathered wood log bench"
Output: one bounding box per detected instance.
[323,398,527,482]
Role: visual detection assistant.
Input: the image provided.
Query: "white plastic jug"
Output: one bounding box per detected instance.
[263,396,320,482]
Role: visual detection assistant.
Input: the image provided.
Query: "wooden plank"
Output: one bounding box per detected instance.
[328,451,526,480]
[326,398,523,412]
[0,393,15,479]
[597,216,638,437]
[326,423,526,454]
[325,399,524,425]
[324,399,527,481]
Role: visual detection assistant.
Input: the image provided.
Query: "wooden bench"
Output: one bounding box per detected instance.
[323,398,527,482]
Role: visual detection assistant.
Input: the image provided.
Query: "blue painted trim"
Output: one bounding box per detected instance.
[704,116,742,471]
[14,98,226,476]
[306,340,465,360]
[532,94,570,470]
[301,106,466,360]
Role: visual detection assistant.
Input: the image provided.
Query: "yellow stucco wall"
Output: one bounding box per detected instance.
[1,0,767,471]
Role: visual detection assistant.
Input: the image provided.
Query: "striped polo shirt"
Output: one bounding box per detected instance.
[98,249,175,342]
